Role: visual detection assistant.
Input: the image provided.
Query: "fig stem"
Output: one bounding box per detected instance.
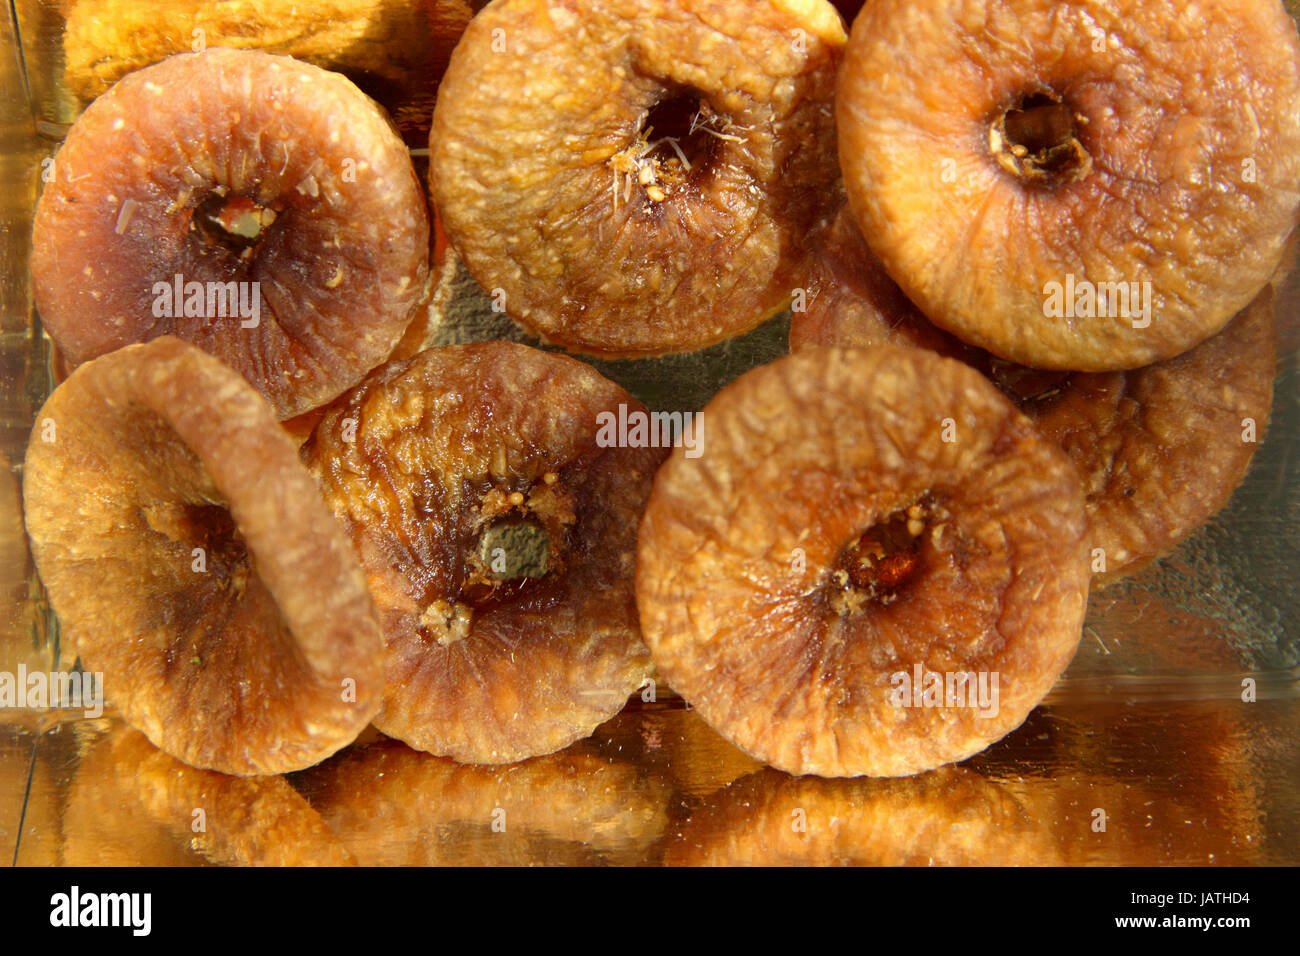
[478,520,551,580]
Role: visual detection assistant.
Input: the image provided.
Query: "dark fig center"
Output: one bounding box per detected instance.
[992,91,1092,185]
[644,90,716,174]
[181,502,250,593]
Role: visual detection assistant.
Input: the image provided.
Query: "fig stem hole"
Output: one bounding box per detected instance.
[829,501,931,615]
[193,192,277,251]
[991,92,1092,185]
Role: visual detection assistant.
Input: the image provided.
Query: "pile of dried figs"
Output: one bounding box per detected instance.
[20,0,1300,782]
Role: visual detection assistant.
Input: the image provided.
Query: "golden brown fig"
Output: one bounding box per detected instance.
[1025,290,1276,583]
[667,767,1061,865]
[303,342,663,763]
[430,0,845,357]
[62,0,474,142]
[22,337,383,776]
[303,737,671,865]
[837,0,1300,371]
[637,346,1090,778]
[32,48,429,419]
[63,726,355,865]
[791,212,1277,584]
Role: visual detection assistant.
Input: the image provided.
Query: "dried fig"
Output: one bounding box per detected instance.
[32,48,429,419]
[836,0,1300,370]
[303,341,663,763]
[789,207,980,362]
[636,346,1090,778]
[63,725,355,865]
[22,337,383,776]
[62,0,473,142]
[430,0,845,357]
[1024,289,1276,583]
[667,767,1061,865]
[791,211,1278,583]
[303,737,670,865]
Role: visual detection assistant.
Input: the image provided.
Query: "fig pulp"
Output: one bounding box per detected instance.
[836,0,1300,370]
[32,48,429,419]
[430,0,845,357]
[304,341,664,764]
[637,346,1090,778]
[22,337,384,776]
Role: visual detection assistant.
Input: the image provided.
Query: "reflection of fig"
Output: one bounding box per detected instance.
[63,725,354,865]
[583,708,766,797]
[837,0,1300,371]
[32,48,429,419]
[668,767,1061,866]
[996,701,1266,865]
[62,0,473,142]
[430,0,845,357]
[303,737,670,865]
[637,347,1090,777]
[304,342,663,763]
[23,338,383,776]
[792,211,1278,584]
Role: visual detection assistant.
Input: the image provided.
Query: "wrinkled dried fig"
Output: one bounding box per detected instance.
[304,341,662,763]
[837,0,1300,370]
[62,0,473,142]
[637,346,1090,777]
[789,207,979,362]
[791,211,1277,583]
[23,337,383,776]
[430,0,844,357]
[32,48,429,419]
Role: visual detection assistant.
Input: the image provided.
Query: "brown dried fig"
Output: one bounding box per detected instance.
[637,346,1090,777]
[62,0,473,142]
[32,48,429,419]
[303,341,663,763]
[791,211,1278,584]
[23,337,383,776]
[430,0,845,357]
[837,0,1300,371]
[1024,290,1276,583]
[789,207,980,362]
